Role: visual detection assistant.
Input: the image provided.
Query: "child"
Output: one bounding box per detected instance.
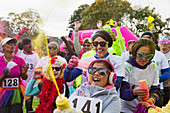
[69,59,121,113]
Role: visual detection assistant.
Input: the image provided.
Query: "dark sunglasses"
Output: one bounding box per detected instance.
[49,47,57,50]
[88,67,110,76]
[52,67,61,71]
[83,44,90,47]
[92,41,108,47]
[7,41,16,46]
[25,45,32,48]
[137,52,154,60]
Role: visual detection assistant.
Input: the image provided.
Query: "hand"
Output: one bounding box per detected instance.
[21,65,29,75]
[68,56,79,69]
[113,21,117,27]
[19,27,29,35]
[97,20,102,29]
[140,102,151,109]
[74,21,81,30]
[33,69,42,79]
[66,80,74,86]
[0,21,8,33]
[133,87,148,98]
[3,67,10,77]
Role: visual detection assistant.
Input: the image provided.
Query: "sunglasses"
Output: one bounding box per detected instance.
[52,67,61,71]
[159,40,170,45]
[83,44,90,47]
[88,67,110,76]
[49,47,57,50]
[137,52,154,60]
[92,41,108,47]
[7,41,16,46]
[25,45,32,48]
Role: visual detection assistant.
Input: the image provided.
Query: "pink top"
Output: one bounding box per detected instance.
[0,55,26,88]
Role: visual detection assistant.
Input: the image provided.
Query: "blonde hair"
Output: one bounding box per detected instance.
[45,65,64,81]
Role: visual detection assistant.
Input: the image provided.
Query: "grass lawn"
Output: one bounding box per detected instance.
[22,98,40,113]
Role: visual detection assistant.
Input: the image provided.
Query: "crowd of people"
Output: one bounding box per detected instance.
[0,20,170,113]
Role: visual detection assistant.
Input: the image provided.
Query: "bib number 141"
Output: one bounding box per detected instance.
[69,96,102,113]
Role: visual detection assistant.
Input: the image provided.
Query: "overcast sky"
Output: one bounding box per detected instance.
[0,0,169,37]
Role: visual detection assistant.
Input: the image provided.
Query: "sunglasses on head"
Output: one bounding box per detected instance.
[137,52,154,60]
[92,41,108,47]
[49,47,57,50]
[52,67,61,71]
[25,45,32,48]
[159,40,170,45]
[7,41,16,46]
[88,67,110,76]
[83,44,90,47]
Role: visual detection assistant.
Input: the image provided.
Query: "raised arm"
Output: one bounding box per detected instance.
[73,21,82,57]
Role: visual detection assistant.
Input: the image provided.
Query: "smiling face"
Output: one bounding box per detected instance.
[3,40,16,53]
[93,37,108,58]
[83,42,92,52]
[135,46,151,66]
[52,64,61,79]
[49,44,58,57]
[89,62,109,87]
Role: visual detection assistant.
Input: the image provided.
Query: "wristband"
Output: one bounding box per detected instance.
[19,33,21,35]
[147,106,153,111]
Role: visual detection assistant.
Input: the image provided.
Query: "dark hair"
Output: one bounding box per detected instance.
[141,31,154,40]
[127,40,136,48]
[22,38,32,46]
[90,60,113,71]
[132,38,155,60]
[92,30,113,47]
[83,38,91,44]
[17,41,23,50]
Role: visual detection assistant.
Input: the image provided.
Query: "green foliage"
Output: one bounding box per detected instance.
[68,0,170,36]
[0,8,43,39]
[68,4,89,29]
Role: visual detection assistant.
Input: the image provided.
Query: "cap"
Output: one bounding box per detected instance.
[92,30,113,47]
[0,37,17,47]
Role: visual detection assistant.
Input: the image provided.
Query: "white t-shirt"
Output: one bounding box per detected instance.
[121,62,159,113]
[16,49,40,83]
[82,53,125,77]
[152,50,169,74]
[35,56,49,73]
[121,51,131,63]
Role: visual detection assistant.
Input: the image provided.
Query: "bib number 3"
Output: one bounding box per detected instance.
[69,96,102,113]
[2,78,19,88]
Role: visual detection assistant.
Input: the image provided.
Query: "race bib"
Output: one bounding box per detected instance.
[69,96,102,113]
[2,78,19,88]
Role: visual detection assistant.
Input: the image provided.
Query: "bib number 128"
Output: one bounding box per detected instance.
[2,78,19,88]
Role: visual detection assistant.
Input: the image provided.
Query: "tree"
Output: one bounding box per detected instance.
[68,0,169,36]
[68,4,89,29]
[0,8,43,39]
